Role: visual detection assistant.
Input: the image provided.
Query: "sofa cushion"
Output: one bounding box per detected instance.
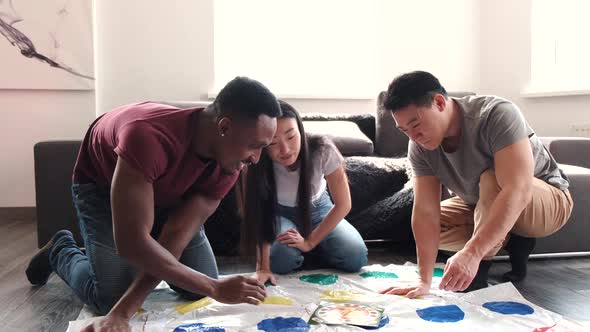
[303,120,374,156]
[540,137,590,169]
[301,113,376,142]
[375,91,476,157]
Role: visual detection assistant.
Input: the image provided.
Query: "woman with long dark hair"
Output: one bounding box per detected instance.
[242,100,367,284]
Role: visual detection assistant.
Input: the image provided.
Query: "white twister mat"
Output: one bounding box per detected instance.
[67,263,585,331]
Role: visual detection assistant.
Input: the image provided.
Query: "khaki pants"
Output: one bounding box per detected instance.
[439,170,573,257]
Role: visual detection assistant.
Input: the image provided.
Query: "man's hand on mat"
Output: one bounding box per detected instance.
[277,229,313,252]
[212,275,266,305]
[440,249,479,292]
[254,269,277,286]
[81,313,131,332]
[379,279,430,299]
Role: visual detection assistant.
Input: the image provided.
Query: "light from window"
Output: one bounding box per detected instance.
[213,1,480,99]
[531,0,590,91]
[213,0,378,99]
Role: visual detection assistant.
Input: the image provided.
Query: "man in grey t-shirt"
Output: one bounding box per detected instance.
[380,71,573,298]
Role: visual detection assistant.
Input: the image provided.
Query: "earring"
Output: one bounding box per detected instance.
[220,133,225,137]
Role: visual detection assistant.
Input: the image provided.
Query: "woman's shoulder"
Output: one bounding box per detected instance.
[308,134,338,156]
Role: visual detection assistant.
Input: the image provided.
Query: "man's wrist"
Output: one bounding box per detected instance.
[418,269,433,285]
[207,278,219,299]
[463,241,485,260]
[108,303,136,320]
[419,279,432,289]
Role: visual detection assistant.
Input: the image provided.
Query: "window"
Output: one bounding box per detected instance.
[213,1,480,99]
[530,0,590,93]
[213,0,378,99]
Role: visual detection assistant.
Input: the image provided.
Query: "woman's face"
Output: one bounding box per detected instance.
[266,117,301,168]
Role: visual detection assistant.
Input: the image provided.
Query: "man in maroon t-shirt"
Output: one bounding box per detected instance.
[26,77,281,331]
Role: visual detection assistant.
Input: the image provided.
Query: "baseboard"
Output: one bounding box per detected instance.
[0,207,36,223]
[493,252,590,260]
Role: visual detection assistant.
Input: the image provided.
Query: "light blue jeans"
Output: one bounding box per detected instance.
[49,183,218,315]
[270,191,368,274]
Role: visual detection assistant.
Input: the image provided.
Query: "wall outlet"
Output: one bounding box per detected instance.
[571,124,590,137]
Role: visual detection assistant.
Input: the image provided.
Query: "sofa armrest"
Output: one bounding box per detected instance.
[34,140,83,247]
[540,137,590,169]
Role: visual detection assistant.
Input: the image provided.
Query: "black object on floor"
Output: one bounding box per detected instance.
[503,234,537,283]
[462,260,492,292]
[26,230,73,285]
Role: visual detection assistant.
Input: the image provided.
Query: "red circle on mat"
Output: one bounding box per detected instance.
[533,324,579,332]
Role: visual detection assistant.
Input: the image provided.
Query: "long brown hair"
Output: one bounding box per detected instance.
[240,100,323,256]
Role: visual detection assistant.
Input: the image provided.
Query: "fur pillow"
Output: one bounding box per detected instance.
[344,156,409,215]
[205,156,414,255]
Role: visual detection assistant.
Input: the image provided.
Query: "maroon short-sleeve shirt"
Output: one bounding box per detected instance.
[73,102,238,207]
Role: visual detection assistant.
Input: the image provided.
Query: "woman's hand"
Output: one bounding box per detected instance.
[277,229,313,252]
[254,269,277,286]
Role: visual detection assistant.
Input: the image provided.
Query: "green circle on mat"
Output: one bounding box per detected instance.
[359,271,398,279]
[415,267,445,277]
[299,274,338,285]
[433,268,444,277]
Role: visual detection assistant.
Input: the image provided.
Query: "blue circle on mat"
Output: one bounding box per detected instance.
[362,315,390,330]
[482,301,534,315]
[173,322,225,332]
[257,317,310,332]
[416,304,465,323]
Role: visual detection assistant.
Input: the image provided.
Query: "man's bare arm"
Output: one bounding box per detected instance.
[412,176,442,285]
[464,137,534,259]
[381,175,441,298]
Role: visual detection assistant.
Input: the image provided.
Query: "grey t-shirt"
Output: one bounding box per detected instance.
[274,139,344,207]
[409,95,569,205]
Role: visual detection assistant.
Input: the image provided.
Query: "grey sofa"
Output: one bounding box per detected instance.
[34,97,590,256]
[303,92,590,255]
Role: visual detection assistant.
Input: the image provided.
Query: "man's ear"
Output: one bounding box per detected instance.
[433,93,447,112]
[217,116,232,137]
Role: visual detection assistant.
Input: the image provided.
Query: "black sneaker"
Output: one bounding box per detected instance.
[25,230,73,285]
[461,260,492,293]
[502,234,536,283]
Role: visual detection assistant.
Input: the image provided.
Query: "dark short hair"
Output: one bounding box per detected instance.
[214,77,282,120]
[383,71,448,112]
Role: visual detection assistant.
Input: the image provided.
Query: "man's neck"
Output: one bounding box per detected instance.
[442,99,462,152]
[192,107,217,159]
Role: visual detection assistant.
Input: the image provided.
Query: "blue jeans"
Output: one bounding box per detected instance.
[49,183,218,315]
[269,191,368,274]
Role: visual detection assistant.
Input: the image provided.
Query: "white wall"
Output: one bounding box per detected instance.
[213,1,480,102]
[0,0,480,207]
[0,90,94,206]
[94,0,215,115]
[95,0,480,116]
[374,1,480,95]
[479,0,590,136]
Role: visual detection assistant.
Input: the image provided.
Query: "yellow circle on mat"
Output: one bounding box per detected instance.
[261,296,294,305]
[175,297,214,314]
[320,290,364,302]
